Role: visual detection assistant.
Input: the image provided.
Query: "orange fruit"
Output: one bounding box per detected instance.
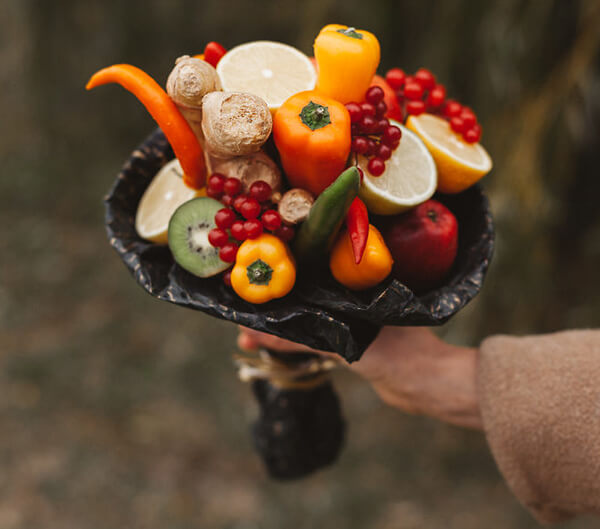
[406,113,492,193]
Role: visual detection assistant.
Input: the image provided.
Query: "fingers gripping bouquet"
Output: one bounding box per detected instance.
[89,26,494,479]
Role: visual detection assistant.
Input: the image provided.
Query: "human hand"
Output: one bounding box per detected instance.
[238,326,482,430]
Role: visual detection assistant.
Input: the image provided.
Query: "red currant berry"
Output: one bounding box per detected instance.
[427,84,446,107]
[207,173,226,193]
[352,136,369,154]
[360,115,378,134]
[244,219,263,239]
[404,82,424,100]
[208,227,229,248]
[239,197,261,219]
[360,102,376,117]
[223,177,242,197]
[374,118,387,133]
[365,138,378,156]
[219,243,238,263]
[450,116,466,133]
[206,187,223,199]
[375,101,388,118]
[222,270,232,287]
[414,68,436,90]
[221,194,234,207]
[233,194,248,212]
[230,221,247,241]
[214,208,236,229]
[377,144,392,161]
[367,157,386,176]
[275,225,295,242]
[385,68,406,90]
[261,209,281,231]
[351,123,360,136]
[345,102,363,123]
[459,108,476,129]
[249,180,272,203]
[406,100,426,115]
[382,125,402,146]
[443,100,462,118]
[463,124,482,143]
[365,86,385,105]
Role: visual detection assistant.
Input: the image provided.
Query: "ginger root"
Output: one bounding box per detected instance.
[278,188,315,225]
[166,55,221,143]
[211,151,282,193]
[201,92,272,158]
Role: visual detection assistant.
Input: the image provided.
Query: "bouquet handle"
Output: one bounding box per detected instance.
[236,349,345,480]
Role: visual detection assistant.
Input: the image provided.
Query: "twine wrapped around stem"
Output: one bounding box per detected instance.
[234,349,341,390]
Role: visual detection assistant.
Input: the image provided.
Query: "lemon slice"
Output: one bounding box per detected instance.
[135,158,205,244]
[358,121,437,215]
[406,113,492,194]
[216,41,316,111]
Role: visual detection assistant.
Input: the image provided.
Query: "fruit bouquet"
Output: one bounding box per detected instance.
[89,25,494,479]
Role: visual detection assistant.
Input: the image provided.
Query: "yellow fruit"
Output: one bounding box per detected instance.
[358,121,437,215]
[135,158,205,244]
[406,113,492,194]
[216,41,317,112]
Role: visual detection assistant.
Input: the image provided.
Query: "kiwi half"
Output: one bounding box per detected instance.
[168,197,230,278]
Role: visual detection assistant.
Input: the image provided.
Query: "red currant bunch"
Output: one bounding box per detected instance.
[205,176,293,284]
[384,67,482,144]
[346,86,402,177]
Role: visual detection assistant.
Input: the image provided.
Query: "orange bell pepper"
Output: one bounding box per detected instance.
[329,224,393,290]
[370,75,403,122]
[86,64,206,189]
[314,24,380,104]
[273,90,351,196]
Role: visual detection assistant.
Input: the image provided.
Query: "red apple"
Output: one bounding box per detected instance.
[383,200,458,292]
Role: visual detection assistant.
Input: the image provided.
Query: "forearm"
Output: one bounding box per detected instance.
[350,327,482,429]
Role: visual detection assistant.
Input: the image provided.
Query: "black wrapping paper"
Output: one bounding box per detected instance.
[105,129,494,362]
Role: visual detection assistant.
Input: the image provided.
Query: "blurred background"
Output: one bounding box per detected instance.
[1,0,600,527]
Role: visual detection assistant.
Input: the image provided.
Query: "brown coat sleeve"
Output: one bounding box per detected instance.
[477,329,600,524]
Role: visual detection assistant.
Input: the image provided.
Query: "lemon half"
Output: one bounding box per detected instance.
[358,121,437,215]
[406,113,492,194]
[135,158,205,244]
[216,41,316,112]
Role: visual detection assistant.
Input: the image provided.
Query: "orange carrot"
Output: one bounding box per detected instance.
[86,64,206,189]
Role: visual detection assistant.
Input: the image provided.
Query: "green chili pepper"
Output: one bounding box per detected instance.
[293,166,360,262]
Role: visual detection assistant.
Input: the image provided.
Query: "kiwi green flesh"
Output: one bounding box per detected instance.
[168,197,230,278]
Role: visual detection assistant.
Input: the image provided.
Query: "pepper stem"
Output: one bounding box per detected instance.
[336,27,363,39]
[300,101,331,131]
[247,259,273,285]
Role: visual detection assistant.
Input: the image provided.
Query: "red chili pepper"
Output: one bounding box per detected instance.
[203,41,227,67]
[346,197,369,264]
[86,64,206,189]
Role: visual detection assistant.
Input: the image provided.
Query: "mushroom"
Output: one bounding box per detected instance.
[166,55,221,143]
[277,188,315,225]
[201,91,272,158]
[211,151,282,193]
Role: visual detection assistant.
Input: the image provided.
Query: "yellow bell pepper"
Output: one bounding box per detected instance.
[231,234,296,304]
[314,24,380,104]
[329,224,393,290]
